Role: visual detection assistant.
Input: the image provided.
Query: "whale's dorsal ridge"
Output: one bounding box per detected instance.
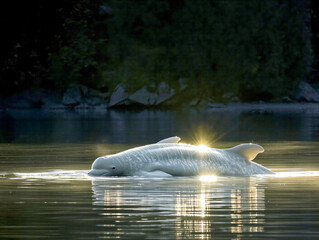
[157,136,181,144]
[227,143,264,161]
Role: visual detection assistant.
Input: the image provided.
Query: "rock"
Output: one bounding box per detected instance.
[280,96,294,103]
[178,78,188,91]
[85,96,104,106]
[108,84,130,107]
[188,97,211,108]
[62,84,108,108]
[85,88,108,106]
[129,82,175,106]
[197,99,211,108]
[41,91,65,109]
[222,92,237,102]
[79,85,89,96]
[295,81,319,102]
[108,82,175,107]
[129,87,157,105]
[87,87,108,99]
[4,84,107,110]
[230,96,240,103]
[156,82,175,104]
[189,99,200,107]
[62,84,83,106]
[188,98,211,108]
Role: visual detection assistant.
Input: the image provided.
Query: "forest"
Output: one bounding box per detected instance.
[0,0,317,103]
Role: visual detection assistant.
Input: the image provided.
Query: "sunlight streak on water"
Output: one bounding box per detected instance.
[2,167,319,239]
[1,109,319,239]
[10,170,319,181]
[8,168,319,239]
[12,170,90,180]
[274,171,319,177]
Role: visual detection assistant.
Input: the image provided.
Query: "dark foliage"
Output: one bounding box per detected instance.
[0,1,75,95]
[0,0,314,102]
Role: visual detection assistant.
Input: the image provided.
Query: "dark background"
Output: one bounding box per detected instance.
[0,0,317,102]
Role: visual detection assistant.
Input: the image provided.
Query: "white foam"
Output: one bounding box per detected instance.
[13,170,91,180]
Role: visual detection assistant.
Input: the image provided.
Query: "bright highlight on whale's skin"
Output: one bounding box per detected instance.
[88,136,274,177]
[196,144,212,153]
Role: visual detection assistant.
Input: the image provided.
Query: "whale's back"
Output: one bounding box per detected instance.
[136,143,272,176]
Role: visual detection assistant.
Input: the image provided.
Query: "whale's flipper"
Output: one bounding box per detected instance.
[157,136,181,144]
[138,170,173,178]
[227,143,264,161]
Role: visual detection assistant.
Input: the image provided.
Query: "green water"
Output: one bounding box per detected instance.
[0,107,319,239]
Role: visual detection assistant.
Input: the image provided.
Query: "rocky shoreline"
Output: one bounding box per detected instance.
[1,81,319,111]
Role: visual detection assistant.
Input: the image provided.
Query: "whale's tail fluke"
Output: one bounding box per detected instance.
[226,143,264,161]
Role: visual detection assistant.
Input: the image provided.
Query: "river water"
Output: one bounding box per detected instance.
[0,105,319,239]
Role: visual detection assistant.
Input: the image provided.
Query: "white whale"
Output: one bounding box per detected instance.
[88,136,273,177]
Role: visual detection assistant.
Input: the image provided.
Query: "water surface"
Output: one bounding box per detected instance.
[0,106,319,239]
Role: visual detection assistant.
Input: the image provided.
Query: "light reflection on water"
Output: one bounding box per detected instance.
[1,108,319,239]
[10,169,318,239]
[1,167,319,239]
[91,176,266,239]
[92,172,319,239]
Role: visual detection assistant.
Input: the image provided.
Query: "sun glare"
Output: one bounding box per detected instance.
[196,144,211,153]
[199,175,217,182]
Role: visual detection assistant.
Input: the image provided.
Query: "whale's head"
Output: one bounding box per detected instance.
[88,155,125,177]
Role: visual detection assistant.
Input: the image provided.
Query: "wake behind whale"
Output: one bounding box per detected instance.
[89,137,274,177]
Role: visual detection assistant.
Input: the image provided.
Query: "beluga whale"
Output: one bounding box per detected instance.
[88,136,274,177]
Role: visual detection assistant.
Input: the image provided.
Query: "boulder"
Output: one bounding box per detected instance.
[279,96,294,103]
[41,91,65,109]
[62,84,108,108]
[62,84,83,106]
[108,84,130,107]
[85,88,108,106]
[222,92,239,102]
[4,84,107,109]
[230,96,240,103]
[189,99,200,107]
[129,82,175,106]
[156,82,175,104]
[129,87,158,105]
[188,98,208,108]
[86,96,105,106]
[295,81,319,102]
[178,78,188,91]
[108,82,175,108]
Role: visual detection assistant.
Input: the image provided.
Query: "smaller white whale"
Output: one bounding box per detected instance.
[89,137,273,177]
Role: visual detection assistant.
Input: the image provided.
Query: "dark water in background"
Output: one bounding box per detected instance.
[0,105,319,239]
[0,104,318,144]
